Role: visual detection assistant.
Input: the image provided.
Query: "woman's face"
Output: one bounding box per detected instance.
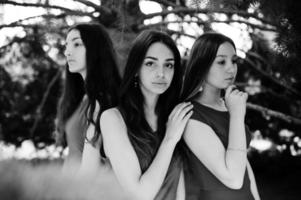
[64,29,87,76]
[138,42,175,97]
[205,42,238,89]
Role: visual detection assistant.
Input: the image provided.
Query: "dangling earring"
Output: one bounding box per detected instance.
[134,75,138,88]
[199,85,203,92]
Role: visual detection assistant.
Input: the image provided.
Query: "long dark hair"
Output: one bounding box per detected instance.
[181,32,236,101]
[118,30,182,172]
[56,23,121,146]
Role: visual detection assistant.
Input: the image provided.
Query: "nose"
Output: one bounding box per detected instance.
[226,62,236,74]
[64,46,71,57]
[156,65,164,78]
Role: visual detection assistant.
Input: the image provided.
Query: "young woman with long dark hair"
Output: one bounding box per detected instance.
[181,32,260,200]
[100,30,192,200]
[56,23,121,174]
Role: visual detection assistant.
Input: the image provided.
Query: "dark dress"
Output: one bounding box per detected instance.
[183,101,254,200]
[64,98,112,173]
[155,150,182,200]
[118,108,182,200]
[64,99,88,168]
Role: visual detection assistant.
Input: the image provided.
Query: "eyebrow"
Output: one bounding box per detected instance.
[215,55,227,58]
[215,54,237,58]
[66,37,81,44]
[144,56,174,61]
[71,37,82,41]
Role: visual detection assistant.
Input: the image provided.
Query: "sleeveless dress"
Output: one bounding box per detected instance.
[154,149,182,200]
[64,98,110,172]
[64,99,88,172]
[118,108,182,200]
[183,101,254,200]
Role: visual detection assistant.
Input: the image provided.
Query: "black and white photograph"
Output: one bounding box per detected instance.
[0,0,300,199]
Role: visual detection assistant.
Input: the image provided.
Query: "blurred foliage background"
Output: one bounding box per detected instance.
[0,0,301,198]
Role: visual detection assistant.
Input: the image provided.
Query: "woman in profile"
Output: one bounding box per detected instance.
[99,30,192,200]
[56,23,121,175]
[181,32,260,200]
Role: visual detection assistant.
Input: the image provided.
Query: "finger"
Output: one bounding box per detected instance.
[225,85,236,98]
[168,102,187,119]
[230,89,240,96]
[169,103,185,118]
[182,110,193,124]
[172,102,192,120]
[176,104,193,120]
[238,91,244,96]
[243,92,248,100]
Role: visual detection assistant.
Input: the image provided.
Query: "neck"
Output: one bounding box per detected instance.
[142,93,159,132]
[143,94,159,114]
[196,83,224,108]
[79,71,86,80]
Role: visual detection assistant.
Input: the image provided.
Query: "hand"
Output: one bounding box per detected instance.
[165,102,193,143]
[224,85,248,118]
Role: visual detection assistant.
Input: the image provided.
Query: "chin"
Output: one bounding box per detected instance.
[223,82,233,88]
[152,88,168,95]
[69,70,79,74]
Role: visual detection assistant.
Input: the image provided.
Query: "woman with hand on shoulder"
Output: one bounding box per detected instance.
[181,32,260,200]
[56,23,121,175]
[100,30,193,200]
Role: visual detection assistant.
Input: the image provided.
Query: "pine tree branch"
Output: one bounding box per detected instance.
[139,23,196,38]
[2,0,74,13]
[244,55,301,98]
[236,82,291,101]
[29,60,62,138]
[0,36,27,50]
[247,103,301,125]
[0,24,40,29]
[167,29,196,38]
[143,7,278,28]
[138,19,276,32]
[0,14,67,30]
[151,0,184,8]
[73,0,111,14]
[1,0,95,18]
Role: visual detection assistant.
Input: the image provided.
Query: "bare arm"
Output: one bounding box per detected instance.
[78,101,102,177]
[101,104,192,200]
[247,160,261,200]
[78,124,102,177]
[183,86,248,189]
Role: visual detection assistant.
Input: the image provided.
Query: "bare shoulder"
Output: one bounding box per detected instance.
[101,107,122,121]
[100,107,126,133]
[186,118,214,132]
[184,118,216,140]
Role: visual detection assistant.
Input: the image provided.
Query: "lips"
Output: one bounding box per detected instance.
[152,82,167,85]
[225,77,234,81]
[152,82,168,88]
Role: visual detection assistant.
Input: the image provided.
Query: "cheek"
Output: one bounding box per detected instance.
[166,69,174,83]
[233,66,238,77]
[138,69,149,85]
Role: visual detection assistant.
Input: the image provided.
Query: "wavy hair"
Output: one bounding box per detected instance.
[181,32,236,101]
[56,23,121,146]
[118,30,182,172]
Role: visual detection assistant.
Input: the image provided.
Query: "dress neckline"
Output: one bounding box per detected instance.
[192,100,229,114]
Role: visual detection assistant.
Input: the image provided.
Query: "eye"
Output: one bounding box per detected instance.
[74,42,83,47]
[217,60,226,65]
[165,63,174,69]
[232,56,239,64]
[145,61,154,67]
